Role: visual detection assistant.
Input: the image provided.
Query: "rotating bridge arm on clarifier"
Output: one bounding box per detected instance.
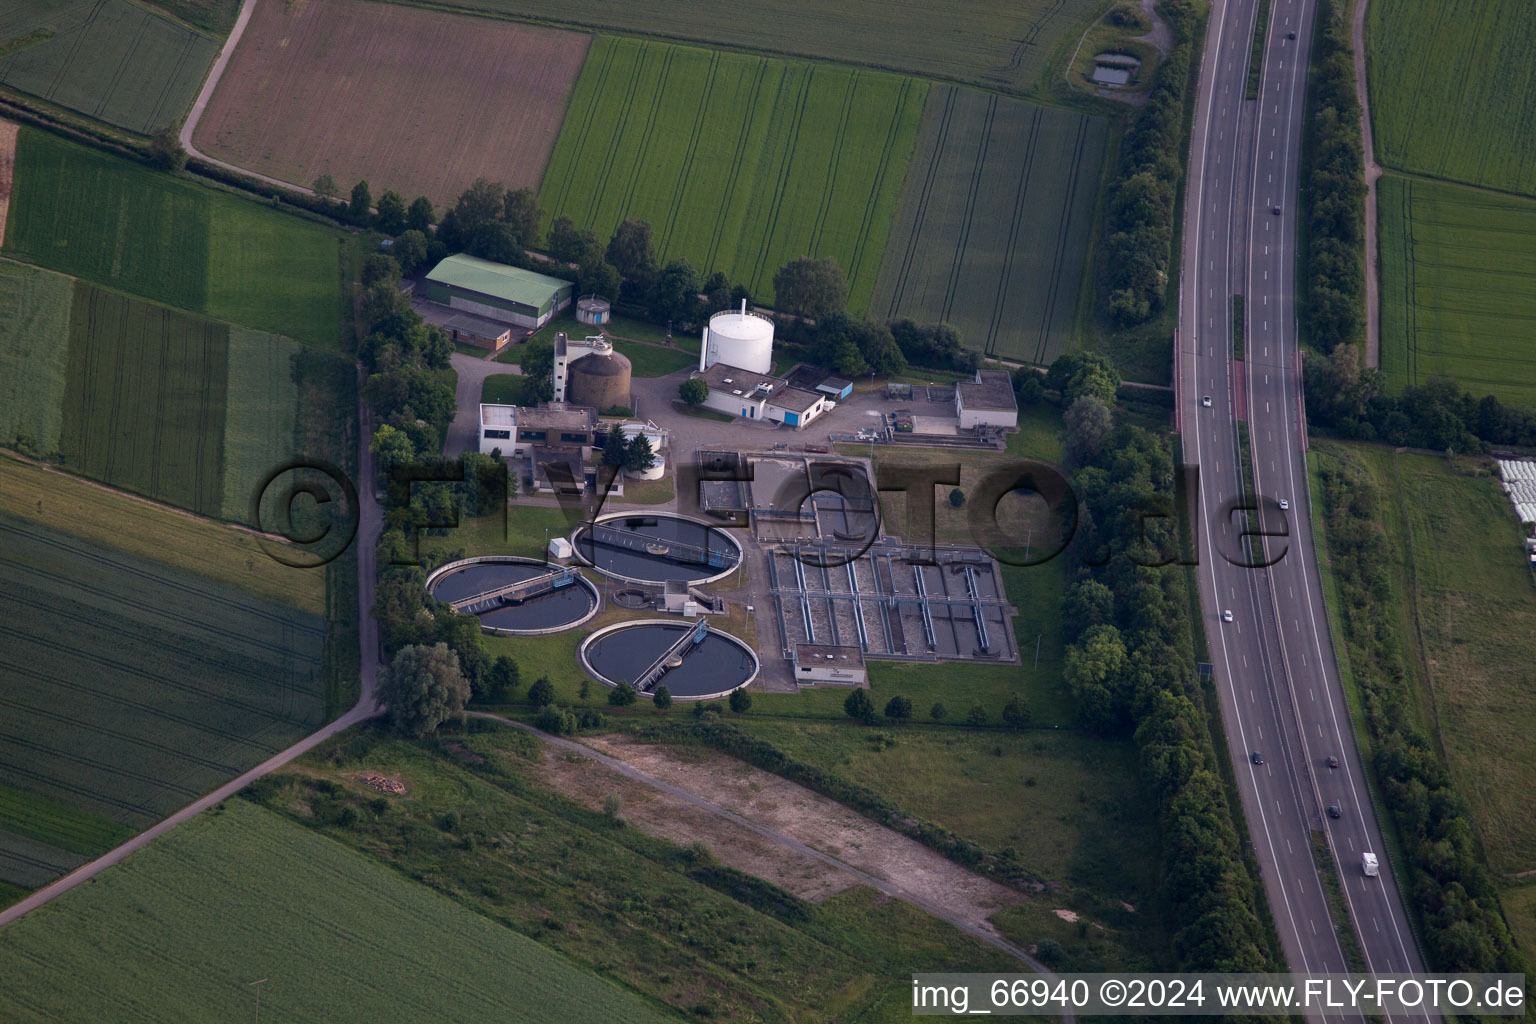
[449,567,577,613]
[587,524,736,569]
[634,619,711,692]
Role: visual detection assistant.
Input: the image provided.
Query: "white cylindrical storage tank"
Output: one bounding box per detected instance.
[576,294,610,326]
[702,301,773,374]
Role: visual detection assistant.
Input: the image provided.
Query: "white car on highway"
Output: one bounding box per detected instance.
[1222,609,1234,623]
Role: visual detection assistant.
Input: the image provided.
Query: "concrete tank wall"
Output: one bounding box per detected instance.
[568,351,632,411]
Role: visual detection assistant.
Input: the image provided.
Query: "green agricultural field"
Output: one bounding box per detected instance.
[1378,175,1536,403]
[60,283,228,516]
[541,36,926,313]
[0,783,134,858]
[0,514,327,835]
[0,0,218,133]
[0,260,72,455]
[382,0,1100,96]
[0,452,328,615]
[871,86,1108,364]
[220,327,300,521]
[0,800,679,1023]
[1366,0,1536,197]
[3,128,344,348]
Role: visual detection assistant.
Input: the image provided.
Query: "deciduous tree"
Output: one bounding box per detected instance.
[376,642,468,738]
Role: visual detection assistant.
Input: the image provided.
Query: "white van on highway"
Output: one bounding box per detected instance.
[1362,852,1380,877]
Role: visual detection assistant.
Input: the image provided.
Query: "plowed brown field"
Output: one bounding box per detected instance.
[192,0,589,209]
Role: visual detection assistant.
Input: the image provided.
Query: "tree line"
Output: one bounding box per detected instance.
[1302,0,1366,353]
[1315,456,1523,973]
[343,174,977,380]
[1056,392,1275,970]
[1101,0,1200,326]
[1305,344,1536,452]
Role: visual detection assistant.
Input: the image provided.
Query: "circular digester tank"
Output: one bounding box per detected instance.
[701,301,773,374]
[425,556,600,635]
[580,620,759,700]
[568,348,631,411]
[571,512,741,585]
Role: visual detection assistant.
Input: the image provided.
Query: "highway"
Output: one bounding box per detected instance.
[1177,0,1429,1001]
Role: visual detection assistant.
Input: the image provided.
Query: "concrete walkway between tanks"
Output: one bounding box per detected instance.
[472,712,1064,990]
[0,373,386,930]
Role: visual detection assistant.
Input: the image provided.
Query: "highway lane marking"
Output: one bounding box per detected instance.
[1311,919,1316,935]
[1184,0,1318,978]
[1374,917,1381,933]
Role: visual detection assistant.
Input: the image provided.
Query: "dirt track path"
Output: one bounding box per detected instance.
[1352,0,1382,367]
[478,715,1059,982]
[0,119,18,243]
[0,374,385,929]
[179,0,316,196]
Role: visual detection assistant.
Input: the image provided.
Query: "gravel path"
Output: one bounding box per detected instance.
[1353,0,1383,367]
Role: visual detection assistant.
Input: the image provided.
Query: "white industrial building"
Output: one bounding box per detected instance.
[955,370,1019,430]
[692,363,830,429]
[700,300,774,375]
[792,643,867,685]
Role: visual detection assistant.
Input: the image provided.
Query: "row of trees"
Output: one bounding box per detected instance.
[842,689,1030,728]
[1100,0,1200,325]
[1305,344,1536,451]
[1302,0,1367,352]
[1059,408,1274,970]
[1315,457,1523,972]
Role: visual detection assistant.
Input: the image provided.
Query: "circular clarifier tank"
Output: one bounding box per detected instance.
[579,620,759,700]
[425,556,599,635]
[570,512,742,585]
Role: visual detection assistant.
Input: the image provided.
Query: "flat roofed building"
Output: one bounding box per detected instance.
[792,643,867,685]
[693,363,829,429]
[442,311,513,352]
[955,369,1018,430]
[423,254,574,330]
[478,402,597,460]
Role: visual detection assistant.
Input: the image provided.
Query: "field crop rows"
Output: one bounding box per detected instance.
[1366,0,1536,197]
[871,86,1107,364]
[0,260,72,454]
[540,36,926,312]
[3,128,344,348]
[0,0,217,133]
[0,800,678,1022]
[381,0,1101,95]
[60,283,228,516]
[220,327,300,522]
[195,0,589,209]
[0,514,327,833]
[1378,175,1536,404]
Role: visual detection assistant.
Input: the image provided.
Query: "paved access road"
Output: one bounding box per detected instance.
[1178,0,1429,1007]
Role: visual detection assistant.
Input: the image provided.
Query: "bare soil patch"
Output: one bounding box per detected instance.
[0,119,18,244]
[193,0,589,208]
[532,746,854,903]
[578,734,1024,936]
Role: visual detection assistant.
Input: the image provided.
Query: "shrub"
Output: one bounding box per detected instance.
[653,686,673,710]
[844,689,875,723]
[930,702,948,722]
[608,680,638,706]
[965,704,988,727]
[728,689,752,713]
[884,695,913,723]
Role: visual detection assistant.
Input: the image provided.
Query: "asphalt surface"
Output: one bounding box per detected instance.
[1178,0,1429,1006]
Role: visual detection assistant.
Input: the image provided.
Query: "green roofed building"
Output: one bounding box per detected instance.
[422,254,574,331]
